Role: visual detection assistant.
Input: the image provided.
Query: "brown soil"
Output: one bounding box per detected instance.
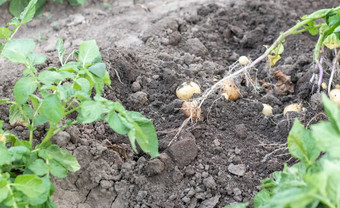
[0,0,338,207]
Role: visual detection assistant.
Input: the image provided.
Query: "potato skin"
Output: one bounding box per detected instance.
[283,103,302,115]
[182,101,201,119]
[222,78,239,101]
[176,82,201,100]
[329,89,340,107]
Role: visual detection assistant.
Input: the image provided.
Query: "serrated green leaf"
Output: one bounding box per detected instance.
[0,27,10,39]
[13,77,37,104]
[28,159,49,176]
[77,101,103,123]
[49,160,67,178]
[9,104,30,127]
[288,119,320,164]
[57,84,74,101]
[0,142,10,166]
[40,94,65,126]
[78,40,101,66]
[326,12,340,27]
[13,175,49,199]
[89,63,106,78]
[2,39,35,64]
[39,144,80,172]
[19,0,38,23]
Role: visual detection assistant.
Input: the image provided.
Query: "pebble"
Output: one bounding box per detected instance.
[228,163,246,176]
[51,131,71,147]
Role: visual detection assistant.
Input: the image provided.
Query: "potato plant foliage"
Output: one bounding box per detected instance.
[226,95,340,208]
[0,0,86,17]
[0,1,158,207]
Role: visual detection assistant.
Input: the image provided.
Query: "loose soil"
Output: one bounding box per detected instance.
[0,0,339,207]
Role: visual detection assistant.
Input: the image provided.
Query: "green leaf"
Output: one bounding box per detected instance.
[78,40,101,66]
[322,94,340,128]
[106,111,133,135]
[77,101,104,123]
[323,33,340,49]
[0,142,10,166]
[0,186,9,203]
[254,190,271,208]
[326,12,340,27]
[0,0,7,6]
[89,63,106,78]
[68,0,86,6]
[49,160,67,178]
[38,71,65,85]
[13,174,49,199]
[13,77,37,104]
[2,39,35,64]
[27,52,46,66]
[0,27,10,39]
[127,111,159,158]
[40,94,65,126]
[73,78,90,93]
[19,0,38,23]
[34,0,46,17]
[39,145,80,172]
[33,115,48,126]
[9,0,29,17]
[103,71,111,87]
[28,159,49,176]
[224,202,249,208]
[56,38,65,63]
[9,104,30,127]
[9,146,30,161]
[302,8,332,20]
[311,121,340,158]
[270,188,315,207]
[287,119,320,164]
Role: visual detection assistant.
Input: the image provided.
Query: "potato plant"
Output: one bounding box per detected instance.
[0,1,158,207]
[226,94,340,208]
[0,0,86,17]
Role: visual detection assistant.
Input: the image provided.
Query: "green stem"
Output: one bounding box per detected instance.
[310,193,336,208]
[6,184,18,208]
[65,107,80,115]
[9,24,21,41]
[41,126,56,145]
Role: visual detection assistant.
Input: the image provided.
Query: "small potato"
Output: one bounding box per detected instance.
[321,82,327,90]
[238,56,249,66]
[335,84,340,89]
[182,101,201,119]
[262,104,273,115]
[283,103,302,115]
[221,78,239,101]
[329,89,340,107]
[176,81,201,100]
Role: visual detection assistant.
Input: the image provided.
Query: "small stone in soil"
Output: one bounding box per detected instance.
[144,158,165,176]
[234,124,247,139]
[51,131,71,147]
[228,163,246,176]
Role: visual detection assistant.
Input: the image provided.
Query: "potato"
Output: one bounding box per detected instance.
[262,104,273,115]
[283,103,302,115]
[221,78,239,101]
[238,56,249,66]
[321,82,327,90]
[176,81,201,100]
[182,101,201,119]
[329,89,340,107]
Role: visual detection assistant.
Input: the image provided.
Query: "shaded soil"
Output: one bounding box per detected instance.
[0,0,339,207]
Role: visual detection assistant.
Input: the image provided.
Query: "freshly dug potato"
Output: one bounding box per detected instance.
[176,81,201,100]
[283,103,302,115]
[221,78,239,101]
[182,101,201,119]
[262,104,273,115]
[238,56,250,66]
[329,89,340,107]
[321,82,327,90]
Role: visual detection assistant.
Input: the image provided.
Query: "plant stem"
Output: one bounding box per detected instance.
[328,49,339,93]
[9,25,21,41]
[316,59,324,93]
[41,126,56,145]
[6,184,18,208]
